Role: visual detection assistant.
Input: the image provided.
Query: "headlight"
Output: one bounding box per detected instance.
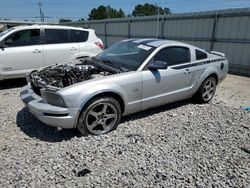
[42,91,67,108]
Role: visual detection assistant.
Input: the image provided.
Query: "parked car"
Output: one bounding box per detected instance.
[0,25,103,80]
[20,38,228,135]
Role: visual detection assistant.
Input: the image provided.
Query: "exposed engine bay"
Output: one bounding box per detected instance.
[29,59,115,91]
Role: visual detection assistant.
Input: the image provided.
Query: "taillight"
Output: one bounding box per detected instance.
[95,42,104,50]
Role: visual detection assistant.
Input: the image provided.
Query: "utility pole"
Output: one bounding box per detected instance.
[38,1,44,22]
[54,17,57,23]
[156,4,160,38]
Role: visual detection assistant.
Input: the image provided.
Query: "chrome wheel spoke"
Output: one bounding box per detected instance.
[89,110,98,119]
[102,104,108,113]
[89,121,98,130]
[210,85,215,91]
[203,93,208,99]
[105,113,116,120]
[206,80,211,87]
[208,89,214,94]
[101,122,108,130]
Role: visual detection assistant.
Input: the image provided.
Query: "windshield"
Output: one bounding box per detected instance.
[96,41,156,71]
[0,28,14,38]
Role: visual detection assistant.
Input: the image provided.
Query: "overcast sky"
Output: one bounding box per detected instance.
[0,0,250,22]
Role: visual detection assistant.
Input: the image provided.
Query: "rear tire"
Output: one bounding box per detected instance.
[195,77,217,103]
[77,97,121,136]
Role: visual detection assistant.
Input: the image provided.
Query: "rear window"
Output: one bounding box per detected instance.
[44,29,69,44]
[196,49,208,60]
[70,29,88,42]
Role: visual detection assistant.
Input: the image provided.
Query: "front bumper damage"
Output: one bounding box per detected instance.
[20,84,78,129]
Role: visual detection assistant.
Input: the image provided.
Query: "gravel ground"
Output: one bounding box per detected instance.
[0,78,249,187]
[215,74,250,108]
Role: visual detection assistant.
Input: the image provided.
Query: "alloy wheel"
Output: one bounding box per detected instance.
[202,78,216,101]
[85,102,118,135]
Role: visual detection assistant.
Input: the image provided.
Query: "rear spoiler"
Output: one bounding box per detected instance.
[211,51,225,57]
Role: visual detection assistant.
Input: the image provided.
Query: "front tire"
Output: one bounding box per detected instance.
[77,97,121,136]
[196,77,217,103]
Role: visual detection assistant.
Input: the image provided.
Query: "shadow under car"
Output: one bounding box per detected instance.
[0,78,27,90]
[16,99,192,142]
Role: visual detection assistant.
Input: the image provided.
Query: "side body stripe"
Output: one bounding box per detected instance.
[172,58,226,70]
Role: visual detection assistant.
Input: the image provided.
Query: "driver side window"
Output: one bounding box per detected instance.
[4,29,41,47]
[154,46,191,66]
[145,46,191,70]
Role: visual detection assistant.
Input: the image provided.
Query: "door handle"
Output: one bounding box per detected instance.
[184,69,191,74]
[33,49,42,53]
[70,47,77,51]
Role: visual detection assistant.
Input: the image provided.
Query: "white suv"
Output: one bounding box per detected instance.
[0,25,103,80]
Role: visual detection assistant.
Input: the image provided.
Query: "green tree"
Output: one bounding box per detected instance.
[89,6,107,20]
[59,19,72,23]
[132,3,171,17]
[78,18,85,21]
[88,6,125,20]
[118,9,126,18]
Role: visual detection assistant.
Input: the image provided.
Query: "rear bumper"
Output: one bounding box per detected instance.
[218,64,228,84]
[20,84,78,129]
[218,74,227,84]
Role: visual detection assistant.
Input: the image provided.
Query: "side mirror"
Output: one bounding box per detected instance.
[0,41,5,49]
[148,61,168,70]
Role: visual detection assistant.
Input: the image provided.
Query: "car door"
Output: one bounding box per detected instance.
[0,28,43,78]
[70,29,93,57]
[142,46,194,109]
[43,28,79,66]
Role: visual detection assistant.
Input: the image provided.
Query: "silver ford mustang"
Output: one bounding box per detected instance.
[20,38,228,135]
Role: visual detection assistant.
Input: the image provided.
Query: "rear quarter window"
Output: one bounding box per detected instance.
[196,49,208,60]
[70,30,89,42]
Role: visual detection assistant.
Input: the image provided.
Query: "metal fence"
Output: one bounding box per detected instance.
[0,20,51,28]
[64,8,250,76]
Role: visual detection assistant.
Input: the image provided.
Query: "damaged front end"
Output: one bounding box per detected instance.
[28,59,114,96]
